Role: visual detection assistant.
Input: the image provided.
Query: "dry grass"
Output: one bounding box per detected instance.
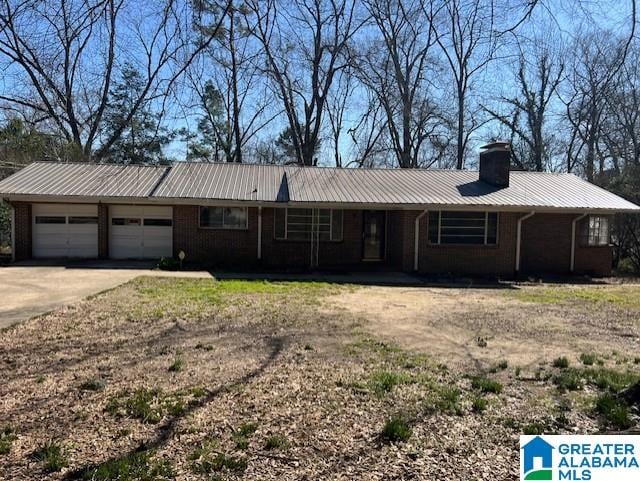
[0,278,638,480]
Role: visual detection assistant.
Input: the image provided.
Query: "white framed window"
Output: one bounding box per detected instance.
[428,211,498,245]
[582,215,610,246]
[274,208,343,241]
[199,207,248,230]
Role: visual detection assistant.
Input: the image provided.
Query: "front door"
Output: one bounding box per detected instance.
[362,211,386,260]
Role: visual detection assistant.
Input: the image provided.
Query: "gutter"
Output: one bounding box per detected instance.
[515,211,535,274]
[570,213,589,273]
[10,202,15,262]
[414,209,429,271]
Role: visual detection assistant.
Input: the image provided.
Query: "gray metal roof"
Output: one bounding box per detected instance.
[0,162,167,198]
[1,161,638,212]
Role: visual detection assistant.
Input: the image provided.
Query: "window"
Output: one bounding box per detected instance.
[274,208,343,241]
[199,207,248,229]
[112,218,141,226]
[68,216,98,224]
[35,216,66,224]
[582,215,609,246]
[428,211,498,245]
[144,218,172,227]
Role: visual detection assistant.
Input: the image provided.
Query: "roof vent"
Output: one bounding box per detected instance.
[479,141,511,188]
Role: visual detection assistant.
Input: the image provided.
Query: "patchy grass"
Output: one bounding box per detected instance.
[594,394,634,430]
[424,385,463,415]
[470,376,503,394]
[368,370,413,395]
[579,353,598,366]
[168,358,184,373]
[190,440,247,476]
[106,387,192,424]
[232,422,258,450]
[381,416,412,444]
[471,396,488,414]
[79,377,106,392]
[80,451,174,481]
[553,357,570,369]
[0,427,17,455]
[33,440,68,473]
[264,434,290,451]
[512,285,640,309]
[553,370,584,392]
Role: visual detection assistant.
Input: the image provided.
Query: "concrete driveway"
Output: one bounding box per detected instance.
[0,263,212,329]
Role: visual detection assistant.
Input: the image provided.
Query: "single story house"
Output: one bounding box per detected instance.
[1,143,638,276]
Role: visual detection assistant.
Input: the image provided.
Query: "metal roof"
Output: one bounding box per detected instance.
[0,161,638,212]
[0,162,167,198]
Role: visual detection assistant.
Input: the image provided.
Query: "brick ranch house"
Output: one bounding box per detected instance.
[1,143,638,277]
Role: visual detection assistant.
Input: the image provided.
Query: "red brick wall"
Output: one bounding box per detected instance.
[400,210,520,277]
[574,216,613,276]
[12,202,31,261]
[98,203,108,259]
[173,205,260,267]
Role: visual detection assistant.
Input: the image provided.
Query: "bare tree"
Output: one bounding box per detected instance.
[0,0,229,160]
[484,40,564,172]
[435,0,498,170]
[245,0,363,166]
[357,0,449,169]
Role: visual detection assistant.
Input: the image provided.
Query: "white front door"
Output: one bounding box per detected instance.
[32,204,98,258]
[109,206,173,259]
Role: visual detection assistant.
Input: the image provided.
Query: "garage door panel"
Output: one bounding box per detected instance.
[109,206,173,259]
[32,204,98,258]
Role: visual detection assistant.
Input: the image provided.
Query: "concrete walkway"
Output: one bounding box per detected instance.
[0,263,212,329]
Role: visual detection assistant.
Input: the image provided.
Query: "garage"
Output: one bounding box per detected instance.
[32,204,98,258]
[109,205,173,259]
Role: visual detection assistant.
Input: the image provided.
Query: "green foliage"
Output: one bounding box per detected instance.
[579,353,598,366]
[582,367,640,393]
[80,450,174,481]
[513,286,640,309]
[553,357,570,369]
[552,370,584,391]
[0,427,17,455]
[264,435,289,451]
[522,421,550,435]
[368,371,412,395]
[381,416,412,443]
[424,386,463,415]
[190,440,247,475]
[595,394,634,430]
[33,440,68,473]
[470,376,503,394]
[232,422,258,450]
[103,64,174,165]
[471,396,488,414]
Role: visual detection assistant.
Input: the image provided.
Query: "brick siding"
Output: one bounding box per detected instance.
[14,202,613,276]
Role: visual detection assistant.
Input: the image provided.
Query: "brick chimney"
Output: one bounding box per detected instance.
[479,141,511,188]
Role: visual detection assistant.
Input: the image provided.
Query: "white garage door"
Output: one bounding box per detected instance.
[33,204,98,258]
[109,206,173,259]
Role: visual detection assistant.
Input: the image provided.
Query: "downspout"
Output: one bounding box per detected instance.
[414,210,429,271]
[515,211,536,274]
[257,206,262,261]
[10,202,15,262]
[571,213,588,273]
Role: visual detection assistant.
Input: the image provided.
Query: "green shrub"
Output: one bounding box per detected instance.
[424,386,463,415]
[33,440,68,473]
[381,416,412,443]
[125,388,164,424]
[579,353,597,366]
[523,422,549,435]
[470,376,503,394]
[81,451,174,481]
[552,370,583,391]
[264,435,289,451]
[0,427,17,455]
[233,423,258,450]
[595,394,634,430]
[157,257,179,271]
[553,357,570,369]
[583,368,639,393]
[368,371,410,395]
[471,396,488,414]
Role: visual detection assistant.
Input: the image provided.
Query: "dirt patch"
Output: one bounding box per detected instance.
[0,278,638,480]
[326,284,640,370]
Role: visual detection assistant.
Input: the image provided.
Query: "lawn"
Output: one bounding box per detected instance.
[0,278,639,480]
